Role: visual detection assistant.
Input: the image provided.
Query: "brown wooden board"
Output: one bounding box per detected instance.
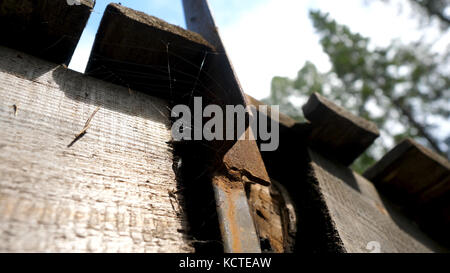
[0,0,94,65]
[0,46,193,253]
[85,3,214,101]
[182,0,248,108]
[239,94,445,252]
[364,138,450,247]
[364,138,450,205]
[302,93,380,165]
[246,183,286,253]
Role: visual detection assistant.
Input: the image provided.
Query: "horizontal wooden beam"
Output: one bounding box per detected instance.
[302,93,380,165]
[364,138,450,205]
[86,3,214,100]
[0,0,94,64]
[364,138,450,247]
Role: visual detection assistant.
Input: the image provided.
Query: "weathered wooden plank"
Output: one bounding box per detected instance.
[85,3,213,101]
[0,46,194,253]
[182,0,248,108]
[232,96,298,252]
[246,181,293,253]
[0,0,94,64]
[302,93,380,165]
[308,149,445,253]
[242,95,448,252]
[182,0,256,156]
[364,138,450,205]
[364,138,450,247]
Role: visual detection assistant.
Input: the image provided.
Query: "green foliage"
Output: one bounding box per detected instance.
[264,10,449,173]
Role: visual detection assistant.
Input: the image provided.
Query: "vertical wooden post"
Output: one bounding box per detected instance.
[182,0,273,253]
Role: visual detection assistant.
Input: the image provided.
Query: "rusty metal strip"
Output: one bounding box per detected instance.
[212,175,261,253]
[182,0,270,253]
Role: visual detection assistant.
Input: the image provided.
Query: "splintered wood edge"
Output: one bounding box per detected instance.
[107,3,214,50]
[364,138,450,182]
[302,92,380,136]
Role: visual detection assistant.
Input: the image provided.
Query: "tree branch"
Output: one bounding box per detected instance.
[411,0,450,26]
[392,98,444,154]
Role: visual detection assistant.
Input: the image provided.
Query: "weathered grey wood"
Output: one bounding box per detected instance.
[0,46,194,253]
[0,0,94,65]
[308,149,445,253]
[364,138,450,205]
[364,138,450,247]
[85,3,213,101]
[241,94,447,252]
[302,93,380,165]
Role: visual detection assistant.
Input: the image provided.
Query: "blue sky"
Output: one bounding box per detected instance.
[70,0,270,82]
[78,0,269,29]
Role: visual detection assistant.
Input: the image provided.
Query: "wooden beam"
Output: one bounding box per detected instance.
[0,0,94,64]
[364,138,450,205]
[182,0,248,108]
[302,93,380,165]
[306,149,444,253]
[241,94,447,252]
[364,138,450,247]
[85,3,214,100]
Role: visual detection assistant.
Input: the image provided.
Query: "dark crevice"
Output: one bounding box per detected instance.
[256,209,267,220]
[171,138,223,253]
[259,237,273,253]
[257,128,346,253]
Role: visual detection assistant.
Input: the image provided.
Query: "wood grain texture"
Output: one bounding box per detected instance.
[247,181,296,253]
[247,183,282,253]
[0,46,194,253]
[364,138,450,205]
[85,3,214,101]
[302,93,380,166]
[0,0,94,64]
[308,149,445,253]
[364,138,450,247]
